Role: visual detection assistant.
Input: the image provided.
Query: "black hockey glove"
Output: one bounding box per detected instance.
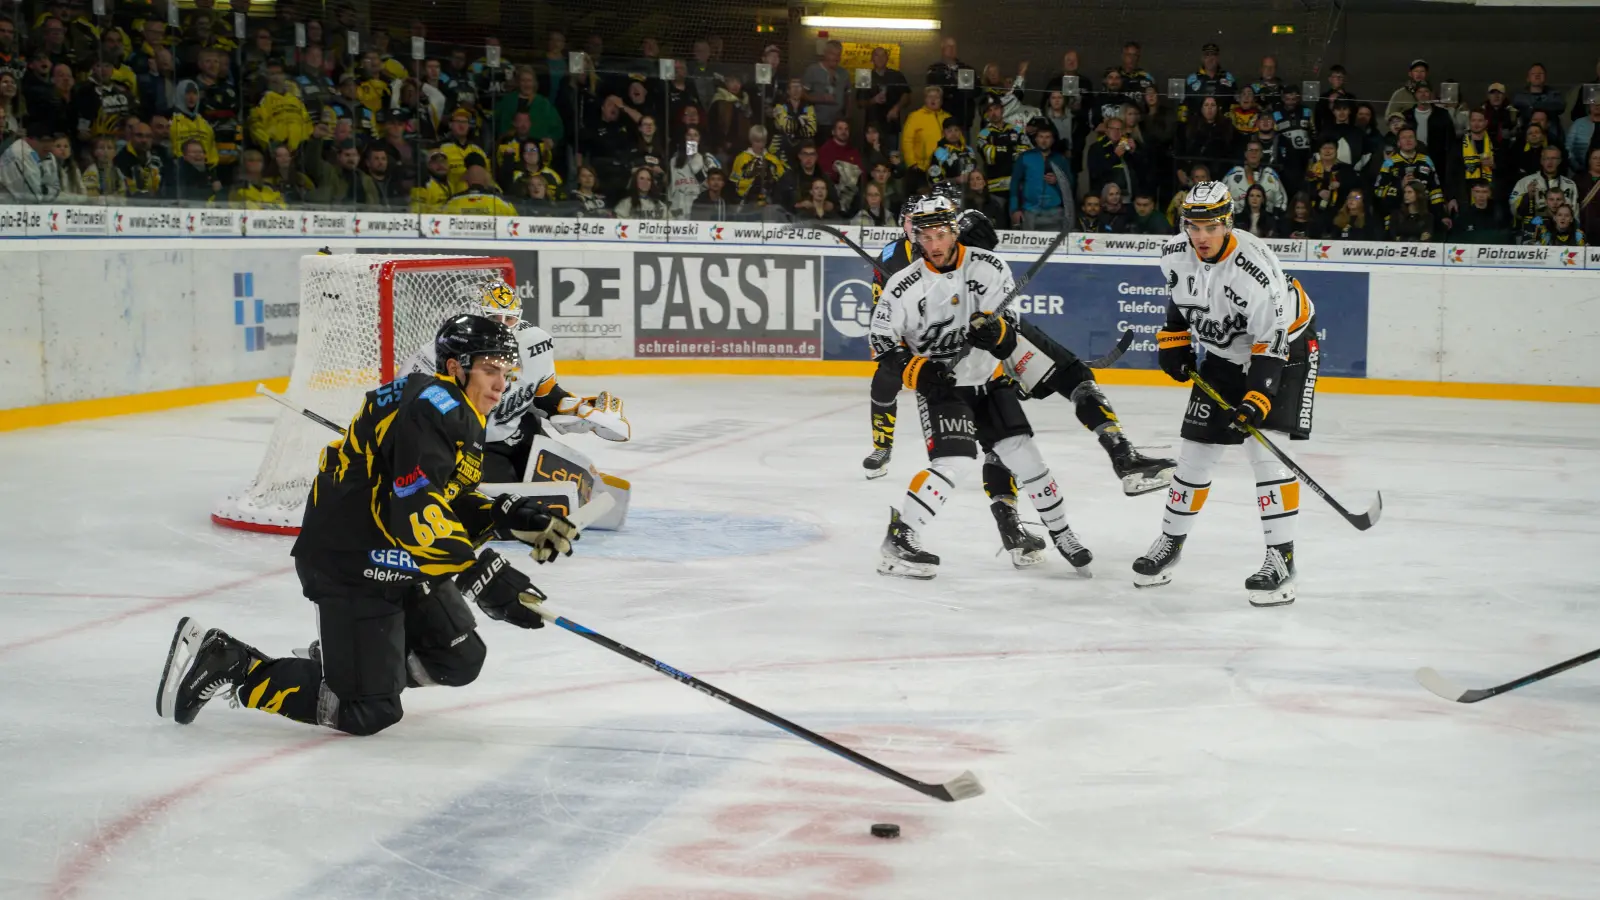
[491,494,578,564]
[1229,391,1272,435]
[902,355,957,397]
[1156,329,1195,383]
[456,549,544,629]
[966,313,1017,358]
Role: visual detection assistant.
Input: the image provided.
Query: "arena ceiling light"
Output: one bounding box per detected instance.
[799,15,942,29]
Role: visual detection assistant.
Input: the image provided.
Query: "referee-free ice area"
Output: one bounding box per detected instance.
[2,375,1599,900]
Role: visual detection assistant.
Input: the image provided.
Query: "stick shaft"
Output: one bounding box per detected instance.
[256,383,346,436]
[1481,647,1600,699]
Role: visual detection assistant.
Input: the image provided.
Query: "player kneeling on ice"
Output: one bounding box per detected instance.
[157,316,579,735]
[401,280,632,528]
[1133,182,1320,606]
[872,196,1093,579]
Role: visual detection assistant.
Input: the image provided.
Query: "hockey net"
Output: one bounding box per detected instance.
[212,254,516,535]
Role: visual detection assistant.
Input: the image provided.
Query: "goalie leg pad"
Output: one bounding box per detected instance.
[1247,440,1300,546]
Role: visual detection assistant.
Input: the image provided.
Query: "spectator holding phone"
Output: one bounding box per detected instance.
[668,127,721,219]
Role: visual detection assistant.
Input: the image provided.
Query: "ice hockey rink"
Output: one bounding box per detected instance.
[3,375,1599,900]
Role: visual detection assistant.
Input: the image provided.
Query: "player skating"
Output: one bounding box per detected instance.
[1133,182,1320,606]
[400,280,630,484]
[871,196,1094,579]
[157,316,578,734]
[863,192,1174,566]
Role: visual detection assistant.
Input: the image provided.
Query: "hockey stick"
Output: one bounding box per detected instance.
[255,383,346,436]
[517,595,984,803]
[1186,368,1382,531]
[1416,648,1600,703]
[811,222,892,279]
[1084,330,1136,368]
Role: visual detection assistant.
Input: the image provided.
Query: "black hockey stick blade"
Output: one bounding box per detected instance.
[520,597,985,802]
[1416,647,1600,703]
[1084,330,1136,369]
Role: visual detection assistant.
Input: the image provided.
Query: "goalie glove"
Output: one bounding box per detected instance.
[491,494,579,563]
[549,392,631,441]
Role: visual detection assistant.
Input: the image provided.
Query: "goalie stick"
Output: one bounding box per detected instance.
[1416,647,1600,703]
[517,593,985,803]
[812,222,1131,368]
[1186,368,1382,531]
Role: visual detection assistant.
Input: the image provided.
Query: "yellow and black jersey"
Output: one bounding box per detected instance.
[292,373,497,584]
[73,81,134,139]
[871,237,915,304]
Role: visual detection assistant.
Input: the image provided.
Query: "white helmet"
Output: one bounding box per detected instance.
[1179,181,1234,228]
[908,194,959,232]
[477,279,521,325]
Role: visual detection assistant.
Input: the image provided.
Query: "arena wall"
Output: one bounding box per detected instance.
[2,211,1598,429]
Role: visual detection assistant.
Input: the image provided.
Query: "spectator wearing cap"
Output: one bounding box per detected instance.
[1450,106,1500,209]
[978,61,1030,126]
[926,36,975,133]
[1374,125,1446,223]
[1405,84,1456,184]
[225,148,288,208]
[493,66,562,153]
[250,67,313,151]
[1182,42,1236,125]
[1566,99,1600,169]
[975,96,1028,195]
[376,108,416,175]
[1010,124,1074,230]
[927,119,977,186]
[858,46,910,146]
[305,132,382,207]
[1088,67,1133,132]
[802,39,848,132]
[901,85,950,174]
[1512,64,1566,143]
[439,107,492,195]
[1480,82,1517,146]
[0,119,60,201]
[1384,58,1430,123]
[1509,144,1577,227]
[170,80,218,169]
[409,150,451,212]
[163,137,217,204]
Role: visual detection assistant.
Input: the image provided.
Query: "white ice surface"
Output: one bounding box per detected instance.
[2,376,1599,900]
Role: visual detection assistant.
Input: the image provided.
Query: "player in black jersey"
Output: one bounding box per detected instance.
[158,315,579,736]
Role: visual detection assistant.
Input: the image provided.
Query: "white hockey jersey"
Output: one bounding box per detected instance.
[399,321,557,444]
[1158,228,1314,369]
[871,244,1016,387]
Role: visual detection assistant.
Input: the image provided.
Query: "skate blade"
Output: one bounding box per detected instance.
[1121,467,1175,496]
[1009,547,1046,569]
[1069,563,1094,579]
[864,467,889,480]
[1248,582,1297,607]
[1132,570,1173,588]
[157,616,206,720]
[878,558,937,580]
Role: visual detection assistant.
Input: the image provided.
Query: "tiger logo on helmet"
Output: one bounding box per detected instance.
[1179,181,1235,228]
[478,280,521,325]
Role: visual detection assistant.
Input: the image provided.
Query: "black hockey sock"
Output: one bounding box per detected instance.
[982,459,1017,501]
[235,657,322,724]
[1069,380,1120,433]
[871,407,897,451]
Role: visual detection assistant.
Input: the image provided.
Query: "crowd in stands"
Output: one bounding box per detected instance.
[0,2,1596,246]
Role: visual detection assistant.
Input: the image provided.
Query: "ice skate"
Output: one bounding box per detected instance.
[863,447,892,479]
[1102,431,1176,497]
[878,508,939,579]
[1048,525,1094,577]
[157,617,263,724]
[991,499,1046,568]
[1132,533,1186,588]
[1246,542,1296,607]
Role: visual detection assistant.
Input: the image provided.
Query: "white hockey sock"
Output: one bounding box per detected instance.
[1162,440,1225,537]
[992,435,1068,532]
[1247,440,1299,545]
[899,457,973,531]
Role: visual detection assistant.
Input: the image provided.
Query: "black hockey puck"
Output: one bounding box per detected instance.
[870,823,900,839]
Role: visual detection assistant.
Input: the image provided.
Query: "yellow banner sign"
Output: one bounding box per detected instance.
[840,42,901,70]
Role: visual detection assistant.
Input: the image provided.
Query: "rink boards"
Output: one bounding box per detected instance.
[1,230,1598,427]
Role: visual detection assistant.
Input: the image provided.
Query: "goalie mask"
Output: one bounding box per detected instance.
[1179,181,1235,229]
[478,280,521,326]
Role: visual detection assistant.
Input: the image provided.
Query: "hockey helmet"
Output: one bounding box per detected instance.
[434,314,520,378]
[908,194,960,232]
[1178,181,1234,228]
[478,279,521,325]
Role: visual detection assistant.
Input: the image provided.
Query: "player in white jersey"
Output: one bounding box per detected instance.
[399,281,631,483]
[870,196,1093,579]
[1133,182,1320,605]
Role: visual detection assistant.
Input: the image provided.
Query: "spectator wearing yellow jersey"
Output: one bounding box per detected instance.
[443,161,516,215]
[438,108,491,195]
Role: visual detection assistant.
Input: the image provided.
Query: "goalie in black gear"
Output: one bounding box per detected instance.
[157,315,580,736]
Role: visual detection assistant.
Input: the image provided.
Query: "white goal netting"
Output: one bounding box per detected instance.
[213,254,516,534]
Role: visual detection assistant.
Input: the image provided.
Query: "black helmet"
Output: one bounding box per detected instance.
[434,314,519,377]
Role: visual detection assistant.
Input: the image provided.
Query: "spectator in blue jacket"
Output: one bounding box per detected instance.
[1568,100,1600,171]
[1009,123,1075,230]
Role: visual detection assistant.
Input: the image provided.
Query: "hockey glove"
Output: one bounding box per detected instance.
[902,355,957,397]
[549,392,632,441]
[492,494,578,563]
[1156,330,1195,383]
[1229,391,1272,435]
[456,549,543,629]
[966,313,1017,358]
